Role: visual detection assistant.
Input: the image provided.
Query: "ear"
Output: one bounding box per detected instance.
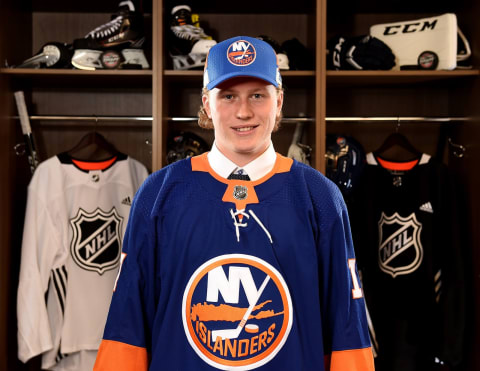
[202,93,212,118]
[276,89,284,117]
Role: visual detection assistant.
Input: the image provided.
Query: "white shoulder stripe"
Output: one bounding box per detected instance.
[366,152,378,165]
[419,153,431,164]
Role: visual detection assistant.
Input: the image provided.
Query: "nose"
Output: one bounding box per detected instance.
[235,98,253,120]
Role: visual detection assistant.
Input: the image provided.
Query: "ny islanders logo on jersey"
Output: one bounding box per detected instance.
[378,212,423,278]
[182,254,292,370]
[70,207,123,275]
[227,40,256,66]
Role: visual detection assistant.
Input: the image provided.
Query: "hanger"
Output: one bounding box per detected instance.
[448,137,466,158]
[374,119,421,162]
[67,117,118,161]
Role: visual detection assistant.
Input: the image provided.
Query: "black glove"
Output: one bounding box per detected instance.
[327,35,395,70]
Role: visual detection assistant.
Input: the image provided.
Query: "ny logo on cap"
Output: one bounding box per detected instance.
[227,40,256,66]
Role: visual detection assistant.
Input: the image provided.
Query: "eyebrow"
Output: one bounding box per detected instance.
[218,87,269,94]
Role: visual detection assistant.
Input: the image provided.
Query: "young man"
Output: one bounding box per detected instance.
[94,36,374,370]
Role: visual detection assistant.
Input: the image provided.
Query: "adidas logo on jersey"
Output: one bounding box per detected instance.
[121,196,132,206]
[419,201,433,213]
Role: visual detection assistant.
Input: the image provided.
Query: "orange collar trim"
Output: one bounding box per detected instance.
[191,152,293,185]
[72,156,117,171]
[377,157,419,171]
[191,152,293,211]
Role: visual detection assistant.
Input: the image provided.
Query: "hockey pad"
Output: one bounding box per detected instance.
[370,13,458,70]
[456,27,472,69]
[327,35,395,70]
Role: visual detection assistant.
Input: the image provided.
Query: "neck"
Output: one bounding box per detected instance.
[229,154,258,167]
[216,144,270,167]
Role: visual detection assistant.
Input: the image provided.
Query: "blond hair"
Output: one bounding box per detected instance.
[197,87,284,131]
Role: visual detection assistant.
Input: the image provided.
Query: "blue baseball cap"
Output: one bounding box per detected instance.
[203,36,282,90]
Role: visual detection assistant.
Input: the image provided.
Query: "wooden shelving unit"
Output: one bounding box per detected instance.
[0,68,153,76]
[326,69,480,84]
[1,0,480,369]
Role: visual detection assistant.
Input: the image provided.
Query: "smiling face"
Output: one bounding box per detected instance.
[202,77,283,166]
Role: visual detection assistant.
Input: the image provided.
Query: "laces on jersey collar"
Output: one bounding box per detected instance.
[229,209,273,244]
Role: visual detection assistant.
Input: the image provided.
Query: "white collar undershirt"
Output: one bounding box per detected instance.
[207,141,276,181]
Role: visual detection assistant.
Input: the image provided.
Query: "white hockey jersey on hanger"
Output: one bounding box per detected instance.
[17,153,148,371]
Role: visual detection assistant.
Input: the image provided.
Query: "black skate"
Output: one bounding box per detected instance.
[72,0,149,70]
[168,5,216,70]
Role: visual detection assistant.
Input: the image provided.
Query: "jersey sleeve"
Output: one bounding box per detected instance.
[94,176,159,371]
[17,186,61,363]
[317,186,374,371]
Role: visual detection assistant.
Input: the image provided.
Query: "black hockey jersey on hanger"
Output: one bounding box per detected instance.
[349,152,465,371]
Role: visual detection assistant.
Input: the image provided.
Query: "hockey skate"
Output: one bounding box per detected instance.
[168,5,216,70]
[71,0,149,70]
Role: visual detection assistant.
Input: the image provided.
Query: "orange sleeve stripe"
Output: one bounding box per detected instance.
[94,339,148,371]
[327,347,375,371]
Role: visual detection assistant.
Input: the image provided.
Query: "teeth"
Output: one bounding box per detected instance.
[235,127,253,132]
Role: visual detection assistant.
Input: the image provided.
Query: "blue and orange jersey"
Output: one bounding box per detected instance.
[94,153,374,370]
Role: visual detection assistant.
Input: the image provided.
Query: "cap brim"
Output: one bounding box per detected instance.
[206,71,279,90]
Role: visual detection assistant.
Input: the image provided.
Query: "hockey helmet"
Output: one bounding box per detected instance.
[256,35,290,70]
[325,135,365,196]
[167,131,209,164]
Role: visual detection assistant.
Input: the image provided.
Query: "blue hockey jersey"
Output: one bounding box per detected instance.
[94,153,373,370]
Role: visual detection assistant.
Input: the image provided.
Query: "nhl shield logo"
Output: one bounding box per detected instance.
[70,207,123,275]
[233,185,248,200]
[378,212,423,278]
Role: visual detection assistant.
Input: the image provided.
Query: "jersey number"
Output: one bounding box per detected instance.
[348,259,363,299]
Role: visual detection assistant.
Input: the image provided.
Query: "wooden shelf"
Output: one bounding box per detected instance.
[179,1,315,14]
[0,68,152,87]
[0,68,152,76]
[162,69,479,87]
[163,70,315,77]
[163,70,316,87]
[326,69,480,85]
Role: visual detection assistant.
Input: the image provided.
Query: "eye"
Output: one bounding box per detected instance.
[252,93,263,99]
[222,94,234,100]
